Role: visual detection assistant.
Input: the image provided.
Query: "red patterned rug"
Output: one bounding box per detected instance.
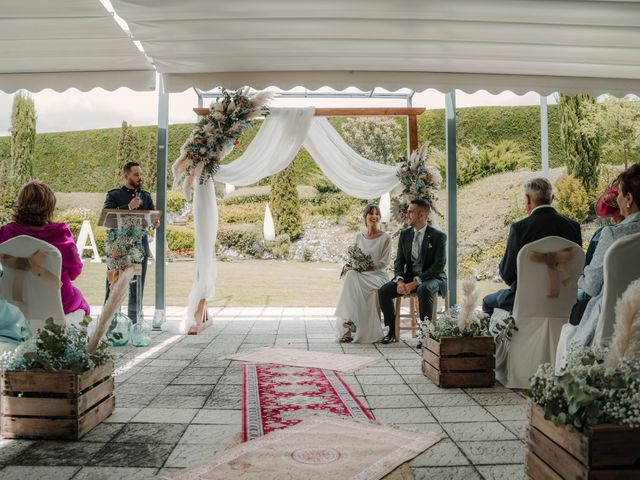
[242,363,373,441]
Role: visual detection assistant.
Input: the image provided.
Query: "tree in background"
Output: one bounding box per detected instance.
[340,117,402,165]
[10,91,36,198]
[145,131,157,193]
[579,95,640,170]
[270,163,303,240]
[558,93,600,194]
[114,121,141,186]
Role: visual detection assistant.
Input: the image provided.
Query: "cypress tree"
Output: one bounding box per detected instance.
[146,131,157,193]
[269,162,303,240]
[115,121,141,186]
[559,93,600,194]
[10,91,36,197]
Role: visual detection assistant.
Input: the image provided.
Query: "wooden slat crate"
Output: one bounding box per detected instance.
[526,402,640,480]
[421,336,495,388]
[1,361,115,440]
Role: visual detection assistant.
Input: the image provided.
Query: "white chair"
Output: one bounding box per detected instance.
[0,235,65,331]
[495,236,585,389]
[593,232,640,346]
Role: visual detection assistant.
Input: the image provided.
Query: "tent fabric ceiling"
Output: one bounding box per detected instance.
[0,0,155,93]
[112,0,640,95]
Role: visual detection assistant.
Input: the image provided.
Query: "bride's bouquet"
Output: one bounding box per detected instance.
[340,245,374,278]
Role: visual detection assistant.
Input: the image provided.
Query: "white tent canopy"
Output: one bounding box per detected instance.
[112,0,640,96]
[0,0,155,93]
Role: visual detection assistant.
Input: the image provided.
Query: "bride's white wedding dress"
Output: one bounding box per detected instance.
[334,232,391,343]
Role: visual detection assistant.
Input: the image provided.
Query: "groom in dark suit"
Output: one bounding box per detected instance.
[378,198,447,344]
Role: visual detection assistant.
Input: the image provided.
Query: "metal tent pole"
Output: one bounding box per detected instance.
[153,75,169,330]
[445,91,457,305]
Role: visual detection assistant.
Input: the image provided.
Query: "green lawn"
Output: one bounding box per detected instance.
[74,260,502,307]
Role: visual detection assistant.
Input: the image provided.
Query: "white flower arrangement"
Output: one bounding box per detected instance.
[340,245,374,278]
[105,215,146,271]
[528,278,640,431]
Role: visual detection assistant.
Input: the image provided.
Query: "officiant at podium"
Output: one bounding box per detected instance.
[103,161,158,323]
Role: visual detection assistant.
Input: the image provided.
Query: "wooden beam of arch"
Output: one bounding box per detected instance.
[191,106,423,153]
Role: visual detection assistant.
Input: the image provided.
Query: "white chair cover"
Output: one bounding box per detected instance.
[496,236,584,388]
[0,235,65,331]
[593,232,640,346]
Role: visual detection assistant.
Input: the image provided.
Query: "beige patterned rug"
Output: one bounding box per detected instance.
[150,416,440,480]
[225,347,381,372]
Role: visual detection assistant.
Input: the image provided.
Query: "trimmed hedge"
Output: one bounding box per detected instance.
[0,104,578,193]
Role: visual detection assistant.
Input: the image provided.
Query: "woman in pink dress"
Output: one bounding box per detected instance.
[0,181,90,316]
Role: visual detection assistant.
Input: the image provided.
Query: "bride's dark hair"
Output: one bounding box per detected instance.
[362,204,381,226]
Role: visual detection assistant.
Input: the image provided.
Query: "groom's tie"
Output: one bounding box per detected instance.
[411,229,421,262]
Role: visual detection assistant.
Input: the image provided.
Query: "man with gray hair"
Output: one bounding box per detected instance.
[482,177,582,315]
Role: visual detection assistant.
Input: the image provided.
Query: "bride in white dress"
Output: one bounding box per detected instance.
[335,205,391,343]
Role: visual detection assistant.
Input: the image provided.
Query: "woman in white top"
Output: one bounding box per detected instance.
[335,204,391,343]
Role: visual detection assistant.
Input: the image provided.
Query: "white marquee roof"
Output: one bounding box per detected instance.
[0,0,155,93]
[112,0,640,95]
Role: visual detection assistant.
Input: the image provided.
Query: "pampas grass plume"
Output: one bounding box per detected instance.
[606,278,640,367]
[458,276,478,331]
[87,266,135,354]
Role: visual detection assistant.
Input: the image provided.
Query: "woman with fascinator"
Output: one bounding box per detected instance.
[557,164,640,368]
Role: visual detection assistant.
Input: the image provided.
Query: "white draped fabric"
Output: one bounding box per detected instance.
[183,107,399,332]
[303,117,399,199]
[216,108,316,186]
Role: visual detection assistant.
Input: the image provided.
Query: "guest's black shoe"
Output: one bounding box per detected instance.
[381,334,396,344]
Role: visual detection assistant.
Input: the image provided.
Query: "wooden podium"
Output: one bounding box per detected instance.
[98,209,161,229]
[98,209,162,324]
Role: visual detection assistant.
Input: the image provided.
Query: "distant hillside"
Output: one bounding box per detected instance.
[0,104,566,193]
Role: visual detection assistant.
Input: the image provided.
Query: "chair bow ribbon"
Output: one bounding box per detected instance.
[527,247,575,298]
[0,250,61,302]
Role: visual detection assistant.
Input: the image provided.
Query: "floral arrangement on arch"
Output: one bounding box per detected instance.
[172,87,271,200]
[528,278,640,431]
[392,143,442,226]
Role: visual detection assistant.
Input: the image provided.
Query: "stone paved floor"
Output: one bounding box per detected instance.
[0,307,529,480]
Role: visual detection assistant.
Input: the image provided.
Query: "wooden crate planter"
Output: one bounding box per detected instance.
[0,361,115,440]
[421,336,495,387]
[527,402,640,480]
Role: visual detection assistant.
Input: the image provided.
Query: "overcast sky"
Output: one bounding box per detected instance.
[0,87,553,137]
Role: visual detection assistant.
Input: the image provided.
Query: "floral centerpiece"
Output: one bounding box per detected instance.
[528,279,640,431]
[0,317,112,373]
[172,87,271,200]
[392,143,442,225]
[105,215,146,274]
[340,245,374,278]
[419,277,517,344]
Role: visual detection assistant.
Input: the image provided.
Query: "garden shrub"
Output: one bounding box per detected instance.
[166,225,195,252]
[270,163,303,240]
[166,190,186,213]
[555,175,590,223]
[313,177,341,194]
[435,140,531,186]
[265,234,291,259]
[219,202,264,224]
[222,193,270,205]
[217,225,262,256]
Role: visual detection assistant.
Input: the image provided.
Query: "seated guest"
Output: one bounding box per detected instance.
[0,181,90,317]
[577,185,624,301]
[585,185,624,267]
[0,269,31,354]
[482,177,582,316]
[562,163,640,349]
[377,198,447,344]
